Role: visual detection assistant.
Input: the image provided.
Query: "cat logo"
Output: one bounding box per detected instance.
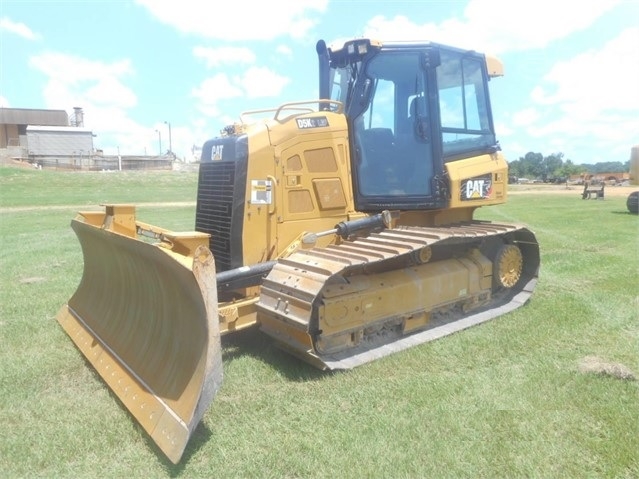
[461,174,492,201]
[211,144,224,161]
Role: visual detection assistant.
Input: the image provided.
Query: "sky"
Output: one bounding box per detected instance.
[1,0,638,164]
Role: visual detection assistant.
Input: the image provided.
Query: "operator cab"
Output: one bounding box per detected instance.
[317,38,501,212]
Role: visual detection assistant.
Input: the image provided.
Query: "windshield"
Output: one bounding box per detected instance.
[334,51,434,198]
[437,50,496,158]
[328,63,355,108]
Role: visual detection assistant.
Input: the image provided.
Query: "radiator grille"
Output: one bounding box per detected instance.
[195,161,238,272]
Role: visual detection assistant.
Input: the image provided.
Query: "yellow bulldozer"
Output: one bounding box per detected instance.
[56,38,540,463]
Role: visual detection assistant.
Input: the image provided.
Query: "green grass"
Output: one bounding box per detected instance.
[1,167,637,478]
[0,166,199,208]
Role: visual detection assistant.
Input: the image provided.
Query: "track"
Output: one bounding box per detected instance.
[257,221,539,369]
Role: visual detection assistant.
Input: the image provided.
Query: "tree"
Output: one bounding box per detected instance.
[590,161,626,173]
[555,159,583,178]
[507,158,524,178]
[523,152,544,178]
[507,150,628,179]
[543,153,564,180]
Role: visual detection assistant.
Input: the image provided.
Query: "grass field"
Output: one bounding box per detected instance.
[1,166,637,478]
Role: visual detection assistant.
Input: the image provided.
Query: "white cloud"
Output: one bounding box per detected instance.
[512,108,540,127]
[526,27,639,155]
[193,74,244,101]
[26,52,148,155]
[85,77,137,108]
[135,0,328,41]
[238,66,290,98]
[363,15,445,45]
[191,74,243,116]
[29,52,134,90]
[276,44,293,59]
[534,28,639,113]
[193,46,256,68]
[191,67,290,117]
[28,52,138,136]
[0,96,9,107]
[0,17,40,40]
[494,120,512,137]
[362,0,623,54]
[461,0,623,53]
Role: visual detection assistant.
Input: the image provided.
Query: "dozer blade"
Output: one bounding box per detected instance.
[55,208,222,464]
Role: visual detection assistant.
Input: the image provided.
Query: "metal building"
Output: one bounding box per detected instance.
[0,107,69,149]
[26,125,94,156]
[2,106,173,170]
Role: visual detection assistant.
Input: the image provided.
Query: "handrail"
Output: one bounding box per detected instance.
[240,100,343,124]
[267,175,277,216]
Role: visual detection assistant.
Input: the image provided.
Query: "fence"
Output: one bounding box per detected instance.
[26,154,174,171]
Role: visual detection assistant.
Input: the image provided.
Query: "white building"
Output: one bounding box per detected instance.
[26,125,94,157]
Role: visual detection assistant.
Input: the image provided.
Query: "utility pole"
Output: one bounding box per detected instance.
[155,129,162,156]
[164,121,173,157]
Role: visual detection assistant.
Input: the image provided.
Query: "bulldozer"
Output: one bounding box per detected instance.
[55,38,540,463]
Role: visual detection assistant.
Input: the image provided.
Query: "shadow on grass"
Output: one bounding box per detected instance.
[81,365,215,475]
[158,421,213,477]
[220,326,333,382]
[68,322,335,471]
[159,328,340,474]
[611,210,638,215]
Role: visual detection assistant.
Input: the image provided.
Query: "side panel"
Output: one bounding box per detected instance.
[278,138,352,223]
[446,152,508,209]
[269,112,355,255]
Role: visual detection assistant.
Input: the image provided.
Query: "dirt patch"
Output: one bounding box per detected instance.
[0,201,195,214]
[1,156,36,168]
[509,184,637,198]
[578,355,636,381]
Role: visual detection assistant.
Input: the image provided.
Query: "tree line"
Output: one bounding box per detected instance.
[507,152,630,181]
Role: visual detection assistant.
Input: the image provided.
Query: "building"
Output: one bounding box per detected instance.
[0,107,69,150]
[26,125,94,157]
[1,106,173,170]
